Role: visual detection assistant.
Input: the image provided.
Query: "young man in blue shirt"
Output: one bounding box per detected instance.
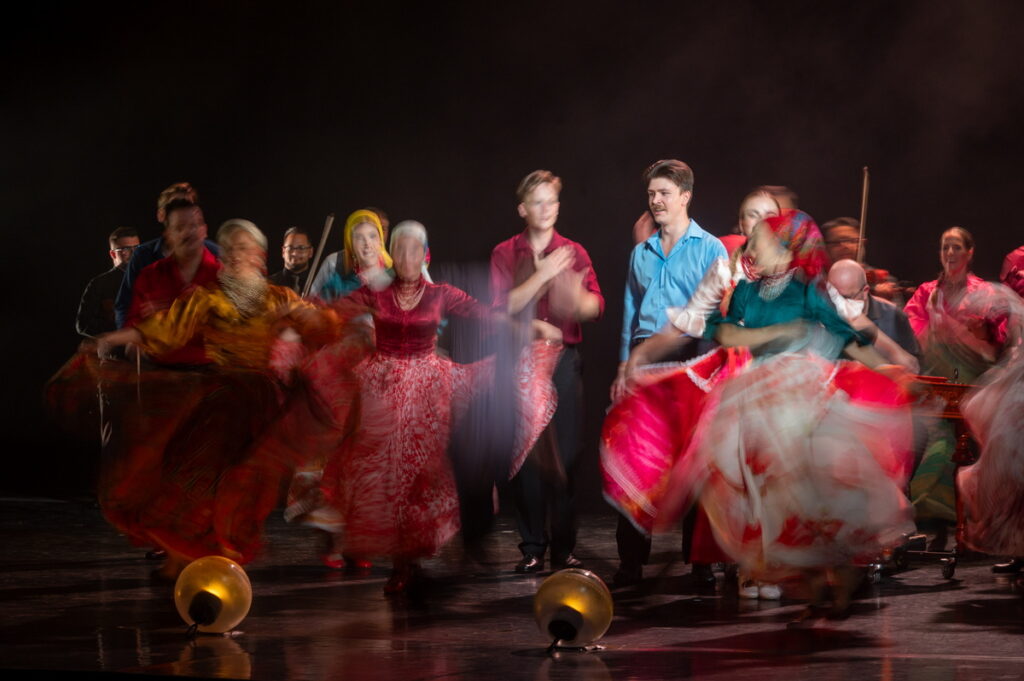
[610,159,726,587]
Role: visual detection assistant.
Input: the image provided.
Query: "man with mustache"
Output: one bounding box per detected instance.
[611,159,726,588]
[124,199,222,365]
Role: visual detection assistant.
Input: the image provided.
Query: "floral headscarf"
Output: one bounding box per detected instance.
[762,209,830,281]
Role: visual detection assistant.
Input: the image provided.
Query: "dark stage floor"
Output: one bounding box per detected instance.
[2,498,1023,680]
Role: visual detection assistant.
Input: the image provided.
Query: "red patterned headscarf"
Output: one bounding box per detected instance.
[762,209,829,281]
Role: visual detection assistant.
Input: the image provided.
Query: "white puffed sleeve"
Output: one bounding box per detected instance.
[665,258,743,337]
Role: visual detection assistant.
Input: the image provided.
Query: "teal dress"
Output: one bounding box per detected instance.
[703,277,867,357]
[319,271,365,303]
[690,275,915,577]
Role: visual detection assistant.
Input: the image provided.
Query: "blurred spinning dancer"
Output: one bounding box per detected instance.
[693,213,916,622]
[903,228,1012,543]
[606,192,780,598]
[903,227,1010,383]
[957,286,1024,573]
[81,219,331,579]
[280,209,393,569]
[1000,243,1024,298]
[309,221,560,593]
[611,211,916,622]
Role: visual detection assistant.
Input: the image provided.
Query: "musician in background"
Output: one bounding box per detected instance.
[822,217,903,303]
[269,227,313,294]
[827,259,920,371]
[76,227,140,337]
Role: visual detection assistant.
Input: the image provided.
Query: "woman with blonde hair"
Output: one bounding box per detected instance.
[317,209,394,301]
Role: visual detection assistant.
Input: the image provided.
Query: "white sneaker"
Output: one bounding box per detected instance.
[758,583,782,600]
[739,580,759,599]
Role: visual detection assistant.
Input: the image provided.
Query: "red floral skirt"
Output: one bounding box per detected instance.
[314,341,560,559]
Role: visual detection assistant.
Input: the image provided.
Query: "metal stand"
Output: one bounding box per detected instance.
[870,378,978,581]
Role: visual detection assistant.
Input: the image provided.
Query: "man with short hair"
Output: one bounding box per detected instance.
[125,199,221,365]
[76,227,141,337]
[821,217,902,302]
[269,227,313,294]
[610,159,727,587]
[114,182,218,328]
[827,259,921,370]
[490,169,604,574]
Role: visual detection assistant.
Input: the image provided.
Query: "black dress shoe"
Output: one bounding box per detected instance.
[552,554,584,570]
[689,562,716,586]
[515,555,544,573]
[992,558,1024,574]
[612,564,643,587]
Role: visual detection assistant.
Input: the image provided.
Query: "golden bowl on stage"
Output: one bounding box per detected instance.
[174,556,252,634]
[533,568,613,646]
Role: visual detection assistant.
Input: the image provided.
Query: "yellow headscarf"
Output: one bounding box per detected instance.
[343,209,392,274]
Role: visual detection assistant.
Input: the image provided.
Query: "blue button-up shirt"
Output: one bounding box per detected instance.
[619,220,726,360]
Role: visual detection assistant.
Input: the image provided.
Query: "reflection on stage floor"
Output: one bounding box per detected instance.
[1,498,1022,680]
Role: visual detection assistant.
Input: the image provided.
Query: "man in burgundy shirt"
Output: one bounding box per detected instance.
[490,169,604,573]
[126,199,221,365]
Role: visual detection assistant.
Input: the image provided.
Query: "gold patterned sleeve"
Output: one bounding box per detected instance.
[134,287,218,357]
[265,285,344,346]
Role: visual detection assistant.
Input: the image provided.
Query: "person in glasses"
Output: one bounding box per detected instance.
[76,226,141,337]
[269,226,314,294]
[821,217,903,303]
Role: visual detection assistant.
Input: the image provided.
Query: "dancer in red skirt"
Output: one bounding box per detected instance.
[308,221,560,593]
[52,219,334,579]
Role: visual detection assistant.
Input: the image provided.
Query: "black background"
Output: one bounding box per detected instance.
[4,0,1021,501]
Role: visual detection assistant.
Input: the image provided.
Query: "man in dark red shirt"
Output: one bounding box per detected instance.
[489,169,604,573]
[126,199,221,365]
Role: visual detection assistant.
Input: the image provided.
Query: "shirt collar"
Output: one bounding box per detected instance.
[513,228,566,255]
[643,219,706,254]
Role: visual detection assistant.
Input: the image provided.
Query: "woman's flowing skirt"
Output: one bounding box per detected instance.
[694,354,916,580]
[602,348,738,530]
[310,340,559,559]
[47,352,288,564]
[959,359,1024,556]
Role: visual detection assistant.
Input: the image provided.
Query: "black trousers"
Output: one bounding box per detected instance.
[450,329,519,548]
[512,346,582,562]
[615,336,715,569]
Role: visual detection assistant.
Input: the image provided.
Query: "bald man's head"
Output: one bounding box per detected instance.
[828,259,869,299]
